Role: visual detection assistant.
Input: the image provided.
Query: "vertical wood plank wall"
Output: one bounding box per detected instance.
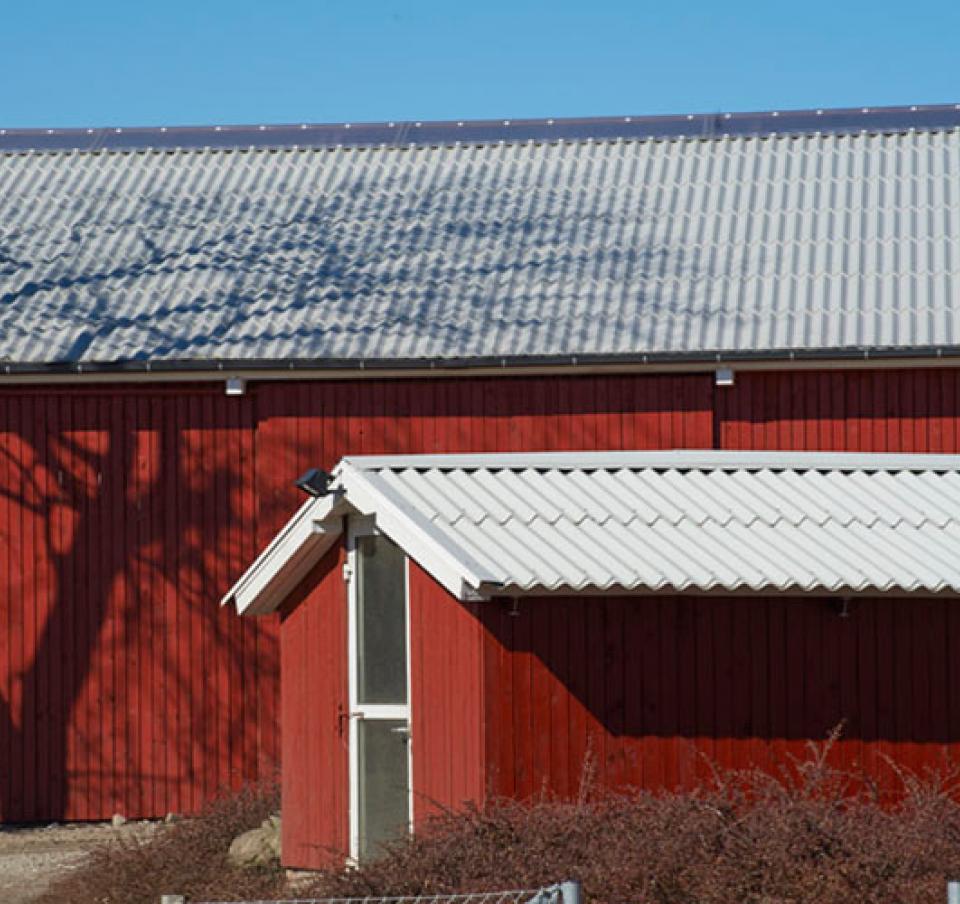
[408,560,485,827]
[279,547,350,867]
[478,593,960,800]
[267,374,711,861]
[0,385,273,822]
[5,367,960,822]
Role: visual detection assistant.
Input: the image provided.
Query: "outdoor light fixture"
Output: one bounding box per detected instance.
[294,468,333,497]
[225,377,246,396]
[715,367,735,387]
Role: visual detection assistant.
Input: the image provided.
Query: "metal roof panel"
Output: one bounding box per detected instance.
[335,450,960,597]
[2,110,960,370]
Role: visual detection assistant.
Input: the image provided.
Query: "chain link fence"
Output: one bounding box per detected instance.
[164,880,582,904]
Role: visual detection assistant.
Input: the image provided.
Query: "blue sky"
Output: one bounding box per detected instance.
[3,1,959,129]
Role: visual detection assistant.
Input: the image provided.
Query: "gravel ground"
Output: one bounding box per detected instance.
[0,820,161,904]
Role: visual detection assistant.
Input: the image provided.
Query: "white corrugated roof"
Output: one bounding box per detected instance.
[4,117,960,369]
[223,450,960,614]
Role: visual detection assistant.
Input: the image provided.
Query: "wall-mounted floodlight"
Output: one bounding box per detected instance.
[225,377,246,396]
[715,367,735,387]
[294,468,333,498]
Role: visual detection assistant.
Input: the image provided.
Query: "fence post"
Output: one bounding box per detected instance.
[160,896,186,904]
[560,879,582,904]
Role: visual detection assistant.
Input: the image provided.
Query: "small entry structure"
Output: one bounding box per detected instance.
[223,450,960,869]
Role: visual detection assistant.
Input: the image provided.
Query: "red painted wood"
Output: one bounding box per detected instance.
[478,594,960,801]
[408,561,485,827]
[716,368,960,454]
[21,365,960,822]
[278,546,349,868]
[0,385,273,822]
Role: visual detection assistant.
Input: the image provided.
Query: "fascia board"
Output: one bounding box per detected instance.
[339,463,499,600]
[340,450,960,473]
[222,493,346,614]
[237,517,344,615]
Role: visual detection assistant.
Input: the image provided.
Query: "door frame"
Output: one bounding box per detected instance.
[346,516,414,861]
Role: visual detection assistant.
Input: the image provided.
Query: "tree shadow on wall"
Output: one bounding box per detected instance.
[0,392,276,822]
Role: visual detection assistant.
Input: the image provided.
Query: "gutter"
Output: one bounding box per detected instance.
[1,345,960,385]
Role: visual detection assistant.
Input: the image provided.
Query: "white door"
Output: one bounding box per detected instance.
[347,521,412,861]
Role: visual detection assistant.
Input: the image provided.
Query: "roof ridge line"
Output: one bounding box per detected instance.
[3,102,960,154]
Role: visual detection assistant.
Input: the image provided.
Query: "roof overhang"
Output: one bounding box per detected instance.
[223,449,960,617]
[223,494,349,615]
[222,459,503,615]
[7,344,960,384]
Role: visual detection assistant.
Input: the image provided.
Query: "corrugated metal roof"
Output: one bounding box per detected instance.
[2,107,960,370]
[336,450,960,597]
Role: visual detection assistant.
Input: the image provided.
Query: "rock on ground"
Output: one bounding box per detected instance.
[228,815,281,868]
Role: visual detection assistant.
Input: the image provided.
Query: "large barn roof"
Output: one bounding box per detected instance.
[2,103,960,375]
[224,450,960,615]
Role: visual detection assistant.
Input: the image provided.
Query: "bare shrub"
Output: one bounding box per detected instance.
[305,739,960,904]
[36,778,285,904]
[32,739,960,904]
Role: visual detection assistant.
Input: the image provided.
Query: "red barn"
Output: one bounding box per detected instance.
[2,103,960,826]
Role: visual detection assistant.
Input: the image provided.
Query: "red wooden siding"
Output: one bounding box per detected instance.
[268,374,709,863]
[276,554,487,869]
[478,593,960,799]
[717,368,960,453]
[252,374,715,534]
[279,547,349,868]
[0,385,275,822]
[8,366,960,823]
[408,560,485,826]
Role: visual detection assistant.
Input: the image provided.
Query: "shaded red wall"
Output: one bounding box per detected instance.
[717,369,960,453]
[0,373,710,822]
[478,593,960,800]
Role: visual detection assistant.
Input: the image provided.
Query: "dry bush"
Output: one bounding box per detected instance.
[37,778,285,904]
[33,739,960,904]
[305,740,960,904]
